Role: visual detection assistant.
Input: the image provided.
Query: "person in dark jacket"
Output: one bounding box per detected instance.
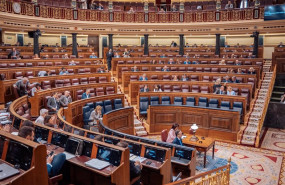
[172,130,184,146]
[106,49,114,70]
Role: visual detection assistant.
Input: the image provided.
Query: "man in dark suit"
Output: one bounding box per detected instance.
[215,86,226,95]
[47,92,60,112]
[106,49,114,70]
[172,130,184,146]
[82,89,91,99]
[9,48,20,59]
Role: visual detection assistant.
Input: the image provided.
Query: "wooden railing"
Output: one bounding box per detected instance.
[165,158,231,185]
[0,0,264,23]
[254,65,276,147]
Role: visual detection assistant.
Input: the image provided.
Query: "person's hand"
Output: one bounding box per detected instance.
[47,154,54,164]
[47,150,51,155]
[135,161,142,169]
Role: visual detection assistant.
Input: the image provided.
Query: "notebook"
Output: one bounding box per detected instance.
[85,158,110,170]
[63,152,76,160]
[0,163,20,181]
[129,154,146,163]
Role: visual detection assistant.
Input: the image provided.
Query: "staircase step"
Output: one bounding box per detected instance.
[137,131,148,136]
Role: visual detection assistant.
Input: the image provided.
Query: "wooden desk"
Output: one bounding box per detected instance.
[0,160,25,185]
[183,135,215,168]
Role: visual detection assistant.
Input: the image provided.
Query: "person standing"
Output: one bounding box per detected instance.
[106,49,114,71]
[13,77,30,97]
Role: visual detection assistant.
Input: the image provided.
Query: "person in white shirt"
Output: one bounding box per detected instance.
[227,86,236,96]
[35,109,49,125]
[89,105,102,125]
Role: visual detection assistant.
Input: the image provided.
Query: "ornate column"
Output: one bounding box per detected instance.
[108,34,113,50]
[215,34,221,56]
[252,31,259,58]
[72,33,78,57]
[144,34,149,56]
[179,34,184,56]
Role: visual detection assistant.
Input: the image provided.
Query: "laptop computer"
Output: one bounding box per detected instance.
[85,158,110,170]
[0,163,20,180]
[63,138,81,160]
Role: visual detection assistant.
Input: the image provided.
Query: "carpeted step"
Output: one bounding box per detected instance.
[137,131,148,136]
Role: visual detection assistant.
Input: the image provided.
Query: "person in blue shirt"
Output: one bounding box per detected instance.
[184,59,191,64]
[231,76,240,83]
[227,86,236,96]
[160,54,167,58]
[168,58,175,64]
[114,52,120,58]
[248,67,256,74]
[89,52,98,58]
[139,73,148,81]
[172,130,184,146]
[82,89,91,99]
[162,65,169,72]
[131,66,139,72]
[181,74,188,81]
[222,76,232,83]
[192,60,199,64]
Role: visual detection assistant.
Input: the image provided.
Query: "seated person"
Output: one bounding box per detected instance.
[59,67,69,75]
[237,68,244,74]
[172,75,179,81]
[13,77,30,97]
[184,59,191,64]
[47,92,60,112]
[9,48,20,59]
[98,67,106,73]
[33,54,40,59]
[172,130,184,146]
[230,54,236,58]
[123,49,130,58]
[59,91,72,107]
[219,60,226,65]
[38,70,47,77]
[53,48,59,52]
[154,84,162,92]
[18,126,66,177]
[166,123,179,143]
[117,142,142,185]
[31,83,42,96]
[131,66,139,72]
[278,42,284,48]
[114,52,120,58]
[82,89,91,99]
[213,78,222,92]
[227,86,236,96]
[89,105,102,125]
[192,60,199,64]
[139,73,148,81]
[228,68,235,73]
[248,53,255,58]
[225,0,233,9]
[225,42,230,48]
[185,53,190,58]
[160,54,167,58]
[89,52,98,58]
[128,7,135,13]
[159,8,165,13]
[231,76,240,83]
[235,60,241,65]
[44,115,58,128]
[222,76,232,83]
[168,58,175,64]
[140,85,149,92]
[171,5,177,11]
[150,60,156,64]
[181,74,188,81]
[69,60,76,65]
[35,108,48,125]
[248,67,256,74]
[162,65,169,72]
[185,43,190,48]
[98,3,104,10]
[215,85,226,95]
[62,54,69,59]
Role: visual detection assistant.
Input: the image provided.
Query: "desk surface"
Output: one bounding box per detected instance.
[0,160,24,184]
[182,134,215,149]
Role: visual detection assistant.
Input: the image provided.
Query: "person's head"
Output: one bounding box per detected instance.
[22,120,34,128]
[35,83,41,90]
[232,76,236,81]
[173,75,178,80]
[249,67,254,72]
[228,86,232,92]
[22,77,29,84]
[12,48,16,51]
[220,85,225,91]
[64,91,70,97]
[95,105,102,113]
[18,126,34,141]
[134,65,137,69]
[169,58,173,62]
[53,92,59,98]
[280,42,283,45]
[228,0,232,4]
[172,123,179,130]
[124,48,128,51]
[40,108,49,117]
[116,141,128,149]
[144,85,148,89]
[94,135,103,141]
[44,115,54,125]
[65,53,68,57]
[175,130,182,139]
[92,52,95,56]
[86,89,91,94]
[220,60,225,64]
[61,67,67,72]
[154,84,158,89]
[34,54,39,58]
[225,76,230,80]
[115,52,119,55]
[109,49,112,52]
[56,43,59,46]
[142,73,146,78]
[249,53,252,56]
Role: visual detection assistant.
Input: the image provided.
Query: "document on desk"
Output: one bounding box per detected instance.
[129,154,146,163]
[85,158,110,170]
[63,152,76,160]
[0,163,20,180]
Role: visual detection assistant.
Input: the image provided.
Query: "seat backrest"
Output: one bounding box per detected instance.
[139,97,149,111]
[72,79,79,85]
[233,102,243,114]
[99,76,107,83]
[114,99,123,109]
[80,78,88,84]
[83,106,91,124]
[76,90,84,100]
[200,86,209,94]
[161,129,168,142]
[95,101,105,114]
[191,85,200,93]
[96,87,105,96]
[220,101,230,110]
[88,77,97,84]
[150,96,159,105]
[163,85,171,92]
[198,97,208,107]
[106,86,115,95]
[190,75,198,81]
[63,79,71,86]
[161,96,170,105]
[55,80,64,87]
[174,97,183,105]
[163,75,171,81]
[104,100,113,113]
[209,98,218,108]
[130,75,138,81]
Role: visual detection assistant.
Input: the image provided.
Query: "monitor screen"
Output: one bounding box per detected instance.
[96,146,122,166]
[65,138,80,155]
[264,4,285,21]
[127,142,141,156]
[51,132,69,148]
[104,129,113,135]
[34,127,49,143]
[82,140,93,157]
[86,133,97,139]
[174,148,192,160]
[6,140,33,170]
[104,137,120,145]
[144,146,166,162]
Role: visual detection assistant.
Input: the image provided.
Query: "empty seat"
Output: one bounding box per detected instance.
[8,63,16,67]
[190,75,198,81]
[191,85,200,93]
[244,61,252,65]
[155,67,162,71]
[80,78,88,84]
[26,71,34,78]
[163,85,172,92]
[210,61,218,64]
[150,96,159,105]
[141,67,149,71]
[49,70,56,76]
[16,63,25,67]
[130,75,138,81]
[139,97,149,115]
[67,69,74,74]
[182,85,189,92]
[14,72,23,79]
[127,60,134,64]
[89,77,96,84]
[173,85,181,92]
[161,96,170,105]
[173,97,183,105]
[201,61,208,64]
[179,67,186,71]
[233,102,243,114]
[114,99,123,109]
[186,97,195,106]
[96,87,105,96]
[200,86,209,93]
[83,106,92,125]
[46,62,52,66]
[196,67,203,72]
[63,79,71,86]
[170,67,177,71]
[55,80,64,87]
[99,76,107,83]
[42,81,51,89]
[187,67,195,72]
[198,97,208,107]
[134,60,141,64]
[89,88,95,97]
[106,87,115,95]
[76,90,84,100]
[211,68,219,73]
[86,102,94,110]
[163,75,171,81]
[151,75,158,80]
[220,101,230,110]
[204,67,211,72]
[55,62,62,66]
[72,79,79,85]
[104,100,113,113]
[209,99,218,108]
[85,68,91,73]
[78,69,85,74]
[220,68,228,73]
